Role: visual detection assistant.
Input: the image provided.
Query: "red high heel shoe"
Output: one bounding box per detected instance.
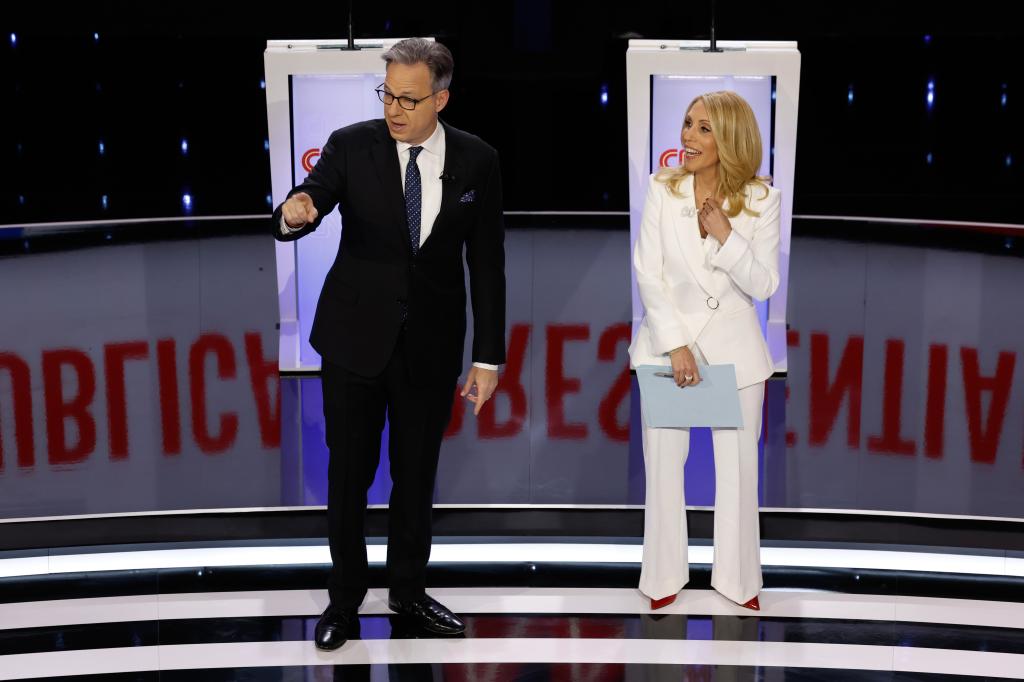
[740,596,760,611]
[650,594,677,610]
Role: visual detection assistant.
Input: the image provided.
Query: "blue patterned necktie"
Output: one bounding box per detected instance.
[405,146,423,254]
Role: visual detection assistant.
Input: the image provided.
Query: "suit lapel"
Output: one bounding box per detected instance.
[422,120,467,250]
[370,121,412,250]
[672,173,718,296]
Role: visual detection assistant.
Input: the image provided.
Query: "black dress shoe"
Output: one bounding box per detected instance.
[389,615,467,640]
[388,594,466,635]
[314,605,359,650]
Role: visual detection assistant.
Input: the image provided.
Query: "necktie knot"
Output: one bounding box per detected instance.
[408,146,423,161]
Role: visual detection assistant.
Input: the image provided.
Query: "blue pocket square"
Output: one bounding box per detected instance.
[459,190,476,203]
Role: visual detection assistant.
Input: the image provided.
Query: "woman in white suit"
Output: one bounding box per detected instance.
[629,90,781,611]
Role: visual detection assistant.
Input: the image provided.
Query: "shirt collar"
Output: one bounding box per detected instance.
[396,120,445,157]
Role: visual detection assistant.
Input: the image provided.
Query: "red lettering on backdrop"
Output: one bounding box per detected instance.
[546,324,590,439]
[244,332,281,448]
[189,334,238,454]
[597,323,631,442]
[157,339,182,455]
[5,327,1017,471]
[809,333,863,448]
[0,352,34,469]
[867,339,916,455]
[960,348,1016,464]
[42,349,96,465]
[104,341,149,460]
[786,329,800,447]
[478,324,531,439]
[924,344,948,459]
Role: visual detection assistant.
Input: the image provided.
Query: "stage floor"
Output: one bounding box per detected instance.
[1,541,1022,680]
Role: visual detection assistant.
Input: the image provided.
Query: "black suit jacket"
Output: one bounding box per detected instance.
[272,119,506,385]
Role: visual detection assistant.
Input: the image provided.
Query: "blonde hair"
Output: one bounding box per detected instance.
[655,90,771,218]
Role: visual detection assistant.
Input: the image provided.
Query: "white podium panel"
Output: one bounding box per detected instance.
[264,38,428,371]
[627,41,801,373]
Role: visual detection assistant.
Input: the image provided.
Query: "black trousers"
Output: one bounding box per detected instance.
[321,330,457,608]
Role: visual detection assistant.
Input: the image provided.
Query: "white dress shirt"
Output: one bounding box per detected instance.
[281,121,498,371]
[396,121,444,247]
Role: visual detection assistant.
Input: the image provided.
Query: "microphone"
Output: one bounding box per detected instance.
[439,171,455,181]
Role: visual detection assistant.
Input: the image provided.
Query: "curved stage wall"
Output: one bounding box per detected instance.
[0,214,1022,547]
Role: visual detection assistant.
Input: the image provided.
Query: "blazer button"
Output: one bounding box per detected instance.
[706,296,720,310]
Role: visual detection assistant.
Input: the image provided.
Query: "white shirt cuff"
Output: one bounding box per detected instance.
[280,215,305,234]
[472,362,500,371]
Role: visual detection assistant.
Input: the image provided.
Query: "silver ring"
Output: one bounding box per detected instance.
[706,296,720,310]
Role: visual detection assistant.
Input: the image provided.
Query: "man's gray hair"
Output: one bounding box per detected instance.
[382,38,454,92]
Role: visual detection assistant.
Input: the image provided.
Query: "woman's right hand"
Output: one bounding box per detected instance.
[668,346,701,387]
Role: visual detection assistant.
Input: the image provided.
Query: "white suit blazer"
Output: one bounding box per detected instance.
[628,172,781,388]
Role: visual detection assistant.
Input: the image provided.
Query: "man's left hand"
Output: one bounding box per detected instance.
[461,366,499,416]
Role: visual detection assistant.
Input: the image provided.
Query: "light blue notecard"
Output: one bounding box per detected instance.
[636,364,743,428]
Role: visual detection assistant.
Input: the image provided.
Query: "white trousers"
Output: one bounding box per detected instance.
[638,378,765,604]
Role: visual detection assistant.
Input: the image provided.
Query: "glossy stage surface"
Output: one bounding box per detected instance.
[1,541,1022,680]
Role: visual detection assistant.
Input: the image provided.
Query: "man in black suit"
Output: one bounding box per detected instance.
[271,38,505,650]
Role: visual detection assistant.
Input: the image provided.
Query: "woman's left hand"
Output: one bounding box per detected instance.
[699,198,732,244]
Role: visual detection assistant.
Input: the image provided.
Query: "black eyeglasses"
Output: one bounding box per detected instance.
[375,84,437,111]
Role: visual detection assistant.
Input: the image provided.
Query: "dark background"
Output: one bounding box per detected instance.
[3,1,1021,223]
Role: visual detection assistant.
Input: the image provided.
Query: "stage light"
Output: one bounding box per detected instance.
[18,195,25,205]
[926,152,933,165]
[182,193,192,210]
[264,139,269,151]
[93,32,99,43]
[260,80,266,90]
[847,85,854,104]
[266,194,273,206]
[99,140,105,155]
[101,195,109,210]
[9,33,15,47]
[599,84,608,106]
[923,34,932,44]
[1006,154,1013,168]
[181,138,188,155]
[926,80,935,109]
